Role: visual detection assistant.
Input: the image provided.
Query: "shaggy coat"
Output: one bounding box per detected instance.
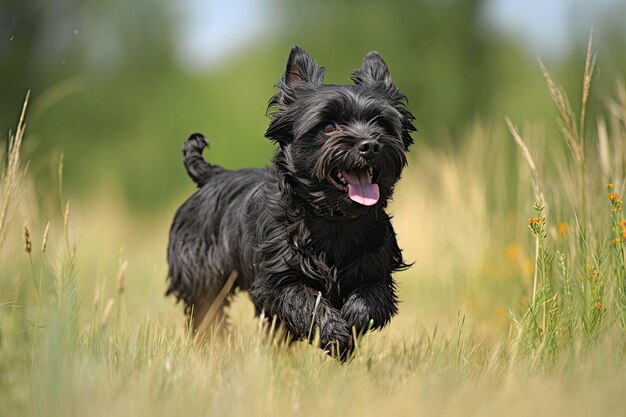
[167,46,415,359]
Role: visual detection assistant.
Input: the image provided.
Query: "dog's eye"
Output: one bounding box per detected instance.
[323,123,336,134]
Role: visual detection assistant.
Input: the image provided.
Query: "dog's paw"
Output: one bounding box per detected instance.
[318,316,354,361]
[341,291,395,332]
[341,294,375,332]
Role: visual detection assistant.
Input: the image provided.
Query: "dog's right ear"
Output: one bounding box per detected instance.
[352,51,394,87]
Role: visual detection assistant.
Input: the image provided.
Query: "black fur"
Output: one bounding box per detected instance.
[167,46,415,360]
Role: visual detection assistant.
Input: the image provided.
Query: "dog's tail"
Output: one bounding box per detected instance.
[183,133,223,187]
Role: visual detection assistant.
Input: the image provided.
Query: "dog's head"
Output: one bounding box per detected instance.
[266,46,415,218]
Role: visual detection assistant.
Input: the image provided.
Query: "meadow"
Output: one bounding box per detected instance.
[2,43,626,417]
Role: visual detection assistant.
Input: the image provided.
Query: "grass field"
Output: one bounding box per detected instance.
[2,44,626,416]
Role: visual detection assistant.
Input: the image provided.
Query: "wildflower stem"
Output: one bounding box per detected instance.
[532,236,539,303]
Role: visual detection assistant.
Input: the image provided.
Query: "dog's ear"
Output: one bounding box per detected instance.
[351,51,393,87]
[352,52,416,150]
[282,46,325,88]
[266,47,325,146]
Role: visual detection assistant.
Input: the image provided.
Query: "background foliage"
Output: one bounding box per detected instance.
[2,0,625,210]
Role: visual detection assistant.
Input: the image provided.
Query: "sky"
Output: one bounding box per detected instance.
[481,0,620,59]
[174,0,275,69]
[174,0,623,71]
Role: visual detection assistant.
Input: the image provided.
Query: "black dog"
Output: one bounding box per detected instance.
[167,46,415,359]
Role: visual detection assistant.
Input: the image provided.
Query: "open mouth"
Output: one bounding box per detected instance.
[329,167,381,206]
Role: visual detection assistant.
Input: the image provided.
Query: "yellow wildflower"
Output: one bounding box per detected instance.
[505,244,519,261]
[494,307,506,319]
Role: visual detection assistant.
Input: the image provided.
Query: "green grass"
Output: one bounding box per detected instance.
[2,43,626,416]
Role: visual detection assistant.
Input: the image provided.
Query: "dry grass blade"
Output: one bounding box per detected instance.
[580,31,597,139]
[616,80,626,130]
[193,271,238,343]
[0,91,30,249]
[307,291,322,341]
[505,117,545,203]
[41,222,50,254]
[23,221,32,254]
[116,260,128,295]
[539,59,583,165]
[102,298,115,326]
[597,117,610,183]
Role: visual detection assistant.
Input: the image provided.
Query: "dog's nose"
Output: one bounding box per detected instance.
[356,138,381,159]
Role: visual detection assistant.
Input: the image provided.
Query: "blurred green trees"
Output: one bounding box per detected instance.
[1,0,625,211]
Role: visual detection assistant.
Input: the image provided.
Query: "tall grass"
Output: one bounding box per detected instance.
[2,43,626,416]
[0,91,29,249]
[505,37,626,368]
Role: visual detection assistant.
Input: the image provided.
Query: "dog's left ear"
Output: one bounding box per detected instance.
[267,46,326,146]
[282,46,325,88]
[351,51,394,87]
[273,46,325,107]
[352,52,416,150]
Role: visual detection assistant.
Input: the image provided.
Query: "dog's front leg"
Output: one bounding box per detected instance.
[341,280,398,333]
[251,281,353,359]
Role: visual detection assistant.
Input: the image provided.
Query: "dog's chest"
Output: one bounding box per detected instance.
[306,218,389,299]
[306,216,387,260]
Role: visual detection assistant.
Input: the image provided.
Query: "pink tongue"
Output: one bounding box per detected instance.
[342,170,380,206]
